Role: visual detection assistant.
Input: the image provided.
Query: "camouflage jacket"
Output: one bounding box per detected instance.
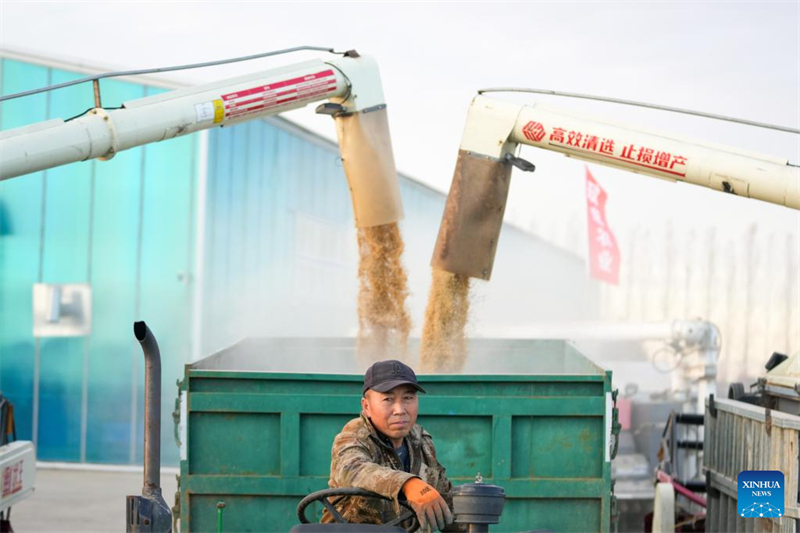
[321,413,455,526]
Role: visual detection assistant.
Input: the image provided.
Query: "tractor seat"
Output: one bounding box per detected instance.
[290,525,407,533]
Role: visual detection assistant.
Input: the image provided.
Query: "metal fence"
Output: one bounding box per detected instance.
[705,397,800,533]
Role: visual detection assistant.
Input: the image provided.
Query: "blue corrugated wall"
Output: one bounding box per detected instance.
[0,58,196,465]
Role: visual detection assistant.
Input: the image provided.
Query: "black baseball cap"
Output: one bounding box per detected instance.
[363,360,426,395]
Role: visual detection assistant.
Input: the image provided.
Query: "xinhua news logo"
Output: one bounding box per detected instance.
[738,470,784,518]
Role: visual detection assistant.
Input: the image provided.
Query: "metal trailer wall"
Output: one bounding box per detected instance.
[0,53,599,466]
[704,397,800,533]
[177,338,615,533]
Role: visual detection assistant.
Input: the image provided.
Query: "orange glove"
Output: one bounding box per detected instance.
[402,478,453,532]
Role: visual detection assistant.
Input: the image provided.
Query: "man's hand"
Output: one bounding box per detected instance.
[401,478,453,532]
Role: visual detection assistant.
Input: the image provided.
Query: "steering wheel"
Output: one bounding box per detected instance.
[297,487,419,531]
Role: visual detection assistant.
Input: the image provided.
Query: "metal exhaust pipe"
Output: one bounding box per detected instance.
[127,321,172,532]
[135,320,162,494]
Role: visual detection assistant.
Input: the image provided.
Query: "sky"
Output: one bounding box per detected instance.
[1,1,799,249]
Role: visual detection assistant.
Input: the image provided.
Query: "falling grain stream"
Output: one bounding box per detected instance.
[356,223,412,365]
[419,269,471,373]
[354,225,472,373]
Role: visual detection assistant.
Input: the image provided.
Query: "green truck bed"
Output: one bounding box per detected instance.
[175,338,617,532]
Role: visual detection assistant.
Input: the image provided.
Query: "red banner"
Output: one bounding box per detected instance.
[585,167,620,285]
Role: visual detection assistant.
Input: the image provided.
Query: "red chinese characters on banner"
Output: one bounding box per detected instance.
[585,167,620,285]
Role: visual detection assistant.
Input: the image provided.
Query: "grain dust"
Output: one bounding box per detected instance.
[419,268,471,373]
[356,222,412,365]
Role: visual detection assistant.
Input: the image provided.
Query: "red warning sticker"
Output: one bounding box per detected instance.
[220,69,338,121]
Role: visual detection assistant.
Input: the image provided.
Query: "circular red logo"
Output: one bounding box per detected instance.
[522,121,546,142]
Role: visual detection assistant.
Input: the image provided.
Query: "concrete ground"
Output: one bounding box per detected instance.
[10,466,178,532]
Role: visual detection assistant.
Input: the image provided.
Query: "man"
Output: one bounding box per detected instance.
[322,360,457,531]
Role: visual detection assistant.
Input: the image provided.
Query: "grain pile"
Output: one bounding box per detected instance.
[419,268,471,373]
[356,223,412,365]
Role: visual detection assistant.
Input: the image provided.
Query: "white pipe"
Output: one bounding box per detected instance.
[191,130,208,363]
[0,55,385,181]
[461,95,800,210]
